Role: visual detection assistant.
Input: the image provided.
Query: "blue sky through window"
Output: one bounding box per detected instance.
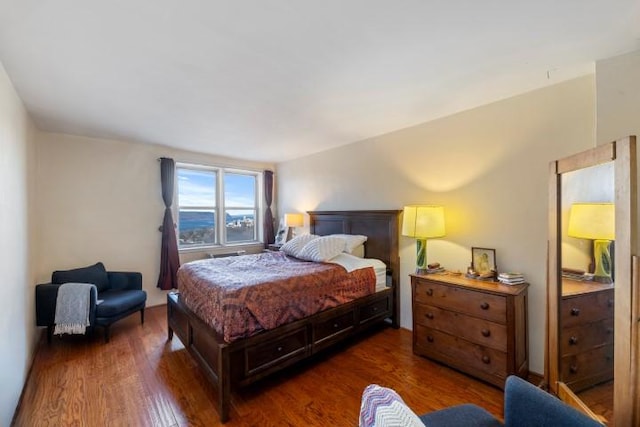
[178,169,215,206]
[178,168,255,213]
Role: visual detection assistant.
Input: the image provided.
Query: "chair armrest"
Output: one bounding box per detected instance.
[504,376,603,427]
[107,271,142,291]
[35,283,98,326]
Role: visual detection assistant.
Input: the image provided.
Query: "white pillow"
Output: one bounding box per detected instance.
[297,235,346,262]
[349,244,365,258]
[332,234,368,253]
[359,384,425,427]
[280,234,318,258]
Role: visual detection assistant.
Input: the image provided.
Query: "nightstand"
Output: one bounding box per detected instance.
[411,273,529,388]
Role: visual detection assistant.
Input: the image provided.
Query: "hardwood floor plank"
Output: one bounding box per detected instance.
[14,305,505,426]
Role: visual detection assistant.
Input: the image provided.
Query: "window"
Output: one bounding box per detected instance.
[176,164,261,249]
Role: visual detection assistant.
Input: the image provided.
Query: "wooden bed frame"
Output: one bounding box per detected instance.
[167,210,400,423]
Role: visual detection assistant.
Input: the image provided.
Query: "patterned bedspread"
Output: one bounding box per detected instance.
[178,251,376,343]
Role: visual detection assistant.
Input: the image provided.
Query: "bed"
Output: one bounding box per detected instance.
[167,210,400,423]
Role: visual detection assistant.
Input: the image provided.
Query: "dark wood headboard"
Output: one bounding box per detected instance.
[308,210,401,327]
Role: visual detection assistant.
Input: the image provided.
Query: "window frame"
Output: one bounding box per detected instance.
[175,162,263,252]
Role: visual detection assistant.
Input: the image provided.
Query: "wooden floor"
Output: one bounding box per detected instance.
[14,305,505,426]
[577,381,614,425]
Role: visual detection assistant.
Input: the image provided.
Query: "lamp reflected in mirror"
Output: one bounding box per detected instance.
[567,203,615,283]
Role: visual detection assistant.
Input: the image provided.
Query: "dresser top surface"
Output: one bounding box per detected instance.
[562,278,614,297]
[411,273,528,296]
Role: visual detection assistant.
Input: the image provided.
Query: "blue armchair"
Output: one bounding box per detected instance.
[360,376,603,427]
[35,262,147,343]
[419,376,603,427]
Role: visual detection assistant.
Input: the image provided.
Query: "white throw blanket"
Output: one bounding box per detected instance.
[54,282,96,335]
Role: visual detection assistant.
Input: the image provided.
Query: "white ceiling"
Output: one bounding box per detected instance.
[0,1,639,162]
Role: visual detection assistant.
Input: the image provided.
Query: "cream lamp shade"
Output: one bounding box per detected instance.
[284,213,304,241]
[402,205,446,274]
[284,213,304,228]
[568,203,615,240]
[567,202,615,283]
[402,205,446,238]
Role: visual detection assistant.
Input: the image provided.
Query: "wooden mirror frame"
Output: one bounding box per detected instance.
[547,136,638,424]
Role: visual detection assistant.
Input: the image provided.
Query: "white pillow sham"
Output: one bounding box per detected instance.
[332,234,368,253]
[297,235,346,262]
[349,244,365,258]
[280,234,319,258]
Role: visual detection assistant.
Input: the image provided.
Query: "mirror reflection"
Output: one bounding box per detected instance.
[560,162,614,423]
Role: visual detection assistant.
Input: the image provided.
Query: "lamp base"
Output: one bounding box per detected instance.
[592,239,613,284]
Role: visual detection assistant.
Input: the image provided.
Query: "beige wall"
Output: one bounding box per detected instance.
[35,133,274,307]
[596,50,640,145]
[276,76,596,373]
[0,61,37,426]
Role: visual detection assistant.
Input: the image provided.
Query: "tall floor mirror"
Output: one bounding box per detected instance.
[546,136,638,426]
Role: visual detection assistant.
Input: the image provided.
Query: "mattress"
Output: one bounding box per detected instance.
[328,252,388,291]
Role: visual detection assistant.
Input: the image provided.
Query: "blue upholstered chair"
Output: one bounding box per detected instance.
[35,262,146,343]
[419,376,603,427]
[360,376,603,427]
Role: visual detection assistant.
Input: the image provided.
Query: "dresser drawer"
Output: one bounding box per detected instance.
[561,317,614,357]
[414,303,507,352]
[245,328,308,375]
[561,344,614,391]
[414,279,506,323]
[561,290,614,328]
[414,325,507,381]
[313,310,355,348]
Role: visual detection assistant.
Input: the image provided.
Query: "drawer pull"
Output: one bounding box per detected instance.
[277,346,283,352]
[570,308,580,316]
[608,299,614,307]
[481,329,491,337]
[570,365,578,374]
[333,323,339,329]
[426,313,434,319]
[482,355,490,364]
[426,289,434,296]
[606,327,613,335]
[373,307,378,312]
[427,335,434,343]
[480,302,490,310]
[569,336,578,345]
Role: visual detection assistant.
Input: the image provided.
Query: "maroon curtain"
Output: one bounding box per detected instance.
[263,170,275,247]
[157,157,180,290]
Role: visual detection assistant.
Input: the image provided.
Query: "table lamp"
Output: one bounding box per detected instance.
[402,205,446,274]
[284,213,304,241]
[567,202,615,283]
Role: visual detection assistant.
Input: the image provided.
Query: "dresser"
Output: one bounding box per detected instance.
[411,273,529,388]
[560,279,614,392]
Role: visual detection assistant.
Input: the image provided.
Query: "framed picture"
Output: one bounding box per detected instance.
[471,247,497,274]
[274,220,288,245]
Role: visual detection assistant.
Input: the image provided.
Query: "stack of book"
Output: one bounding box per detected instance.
[497,272,525,285]
[426,262,445,274]
[561,268,593,281]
